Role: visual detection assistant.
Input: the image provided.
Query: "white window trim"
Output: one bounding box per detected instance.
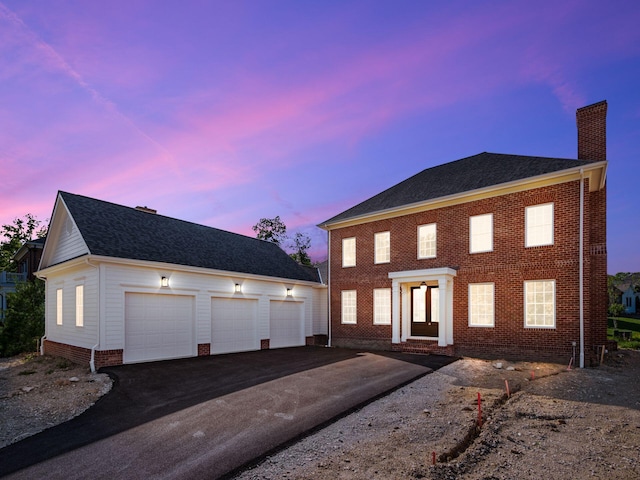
[525,203,554,248]
[469,213,493,253]
[524,280,556,329]
[75,285,84,327]
[341,290,357,324]
[373,288,391,325]
[417,223,437,259]
[374,231,390,264]
[56,288,63,325]
[342,237,356,267]
[468,283,495,327]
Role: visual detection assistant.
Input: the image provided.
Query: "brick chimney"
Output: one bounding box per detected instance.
[576,100,607,161]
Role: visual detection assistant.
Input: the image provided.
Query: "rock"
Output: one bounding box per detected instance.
[494,362,503,369]
[21,386,35,393]
[507,366,516,371]
[69,377,80,382]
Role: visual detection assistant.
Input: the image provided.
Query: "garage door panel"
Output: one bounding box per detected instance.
[211,298,258,354]
[270,301,304,349]
[125,293,195,364]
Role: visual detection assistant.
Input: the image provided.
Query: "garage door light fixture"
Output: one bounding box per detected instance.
[161,276,169,288]
[286,287,293,297]
[235,283,242,293]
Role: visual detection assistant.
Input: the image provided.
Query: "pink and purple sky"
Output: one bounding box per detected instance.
[1,1,639,273]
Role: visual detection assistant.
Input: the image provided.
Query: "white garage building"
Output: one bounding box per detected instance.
[38,192,327,370]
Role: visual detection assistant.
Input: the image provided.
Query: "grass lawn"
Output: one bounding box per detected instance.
[608,316,640,349]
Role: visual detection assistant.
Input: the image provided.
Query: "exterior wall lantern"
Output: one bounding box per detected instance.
[420,281,427,292]
[286,287,293,297]
[235,283,242,293]
[161,276,169,288]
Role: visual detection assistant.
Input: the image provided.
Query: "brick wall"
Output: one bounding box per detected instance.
[329,180,605,362]
[43,339,123,369]
[198,343,211,356]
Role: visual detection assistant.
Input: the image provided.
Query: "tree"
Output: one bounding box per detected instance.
[0,278,45,356]
[289,232,312,266]
[252,216,287,247]
[0,214,47,272]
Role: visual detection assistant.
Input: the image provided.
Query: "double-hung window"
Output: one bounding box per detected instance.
[373,288,391,325]
[342,237,356,267]
[468,283,494,327]
[341,290,357,324]
[374,232,390,264]
[524,280,555,328]
[525,203,554,247]
[470,214,493,253]
[56,288,63,325]
[75,285,84,327]
[418,224,436,259]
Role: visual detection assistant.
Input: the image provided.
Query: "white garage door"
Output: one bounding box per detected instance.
[211,298,258,354]
[270,301,304,349]
[124,293,195,364]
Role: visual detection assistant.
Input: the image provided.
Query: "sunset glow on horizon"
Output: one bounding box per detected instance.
[1,1,639,272]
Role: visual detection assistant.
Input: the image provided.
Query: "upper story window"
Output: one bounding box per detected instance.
[418,224,437,259]
[373,288,391,325]
[526,203,554,247]
[75,285,84,327]
[524,280,555,328]
[470,213,493,253]
[374,231,390,264]
[56,288,63,325]
[341,290,357,324]
[342,237,356,267]
[469,283,494,327]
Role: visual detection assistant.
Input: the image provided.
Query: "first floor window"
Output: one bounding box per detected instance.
[374,231,390,264]
[470,214,493,253]
[469,283,494,327]
[342,237,356,267]
[418,224,436,259]
[341,290,357,324]
[56,288,63,325]
[373,288,391,325]
[75,285,84,327]
[525,280,555,328]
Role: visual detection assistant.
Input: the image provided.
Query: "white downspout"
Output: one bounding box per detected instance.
[327,230,332,347]
[86,258,100,373]
[579,169,585,368]
[35,272,47,356]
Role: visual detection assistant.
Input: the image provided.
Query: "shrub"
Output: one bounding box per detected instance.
[0,279,45,357]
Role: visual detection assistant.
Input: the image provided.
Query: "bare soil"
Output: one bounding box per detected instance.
[1,350,639,479]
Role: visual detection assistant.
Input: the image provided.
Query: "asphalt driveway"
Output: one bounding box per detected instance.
[1,346,456,479]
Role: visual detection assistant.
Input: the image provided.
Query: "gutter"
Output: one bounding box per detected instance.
[579,169,585,368]
[327,230,332,347]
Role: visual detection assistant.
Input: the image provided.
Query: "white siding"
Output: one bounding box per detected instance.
[45,265,99,349]
[47,208,89,266]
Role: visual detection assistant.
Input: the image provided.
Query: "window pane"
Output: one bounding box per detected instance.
[341,290,357,324]
[469,283,494,326]
[375,232,390,264]
[470,214,493,253]
[418,224,436,258]
[526,204,554,247]
[342,238,356,267]
[56,288,63,325]
[524,280,555,328]
[75,285,84,327]
[373,288,391,325]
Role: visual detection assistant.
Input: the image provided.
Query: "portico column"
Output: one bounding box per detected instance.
[391,280,400,344]
[438,278,449,346]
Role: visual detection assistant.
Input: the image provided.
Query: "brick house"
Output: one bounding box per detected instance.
[319,101,608,367]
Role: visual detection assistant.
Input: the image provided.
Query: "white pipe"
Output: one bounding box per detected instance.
[85,258,100,373]
[35,271,47,356]
[579,170,585,368]
[327,230,332,347]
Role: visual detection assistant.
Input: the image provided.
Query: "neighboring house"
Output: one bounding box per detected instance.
[0,238,45,322]
[620,285,640,314]
[37,192,327,369]
[318,101,608,366]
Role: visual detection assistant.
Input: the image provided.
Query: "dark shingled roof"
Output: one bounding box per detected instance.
[320,152,592,225]
[59,192,320,283]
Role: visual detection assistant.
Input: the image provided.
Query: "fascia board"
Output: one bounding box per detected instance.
[319,162,607,230]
